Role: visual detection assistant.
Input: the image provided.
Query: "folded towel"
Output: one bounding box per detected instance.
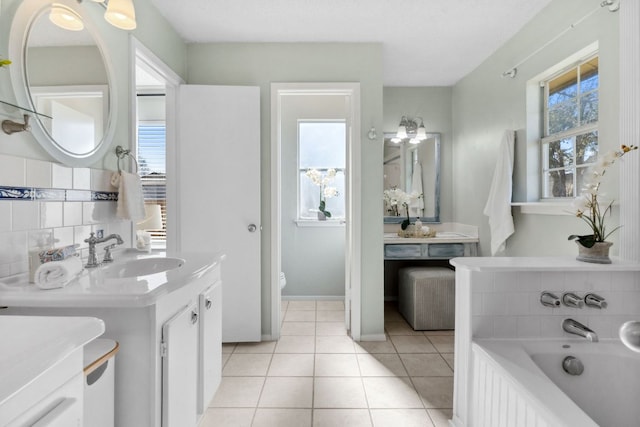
[112,171,145,222]
[34,256,83,290]
[483,130,516,255]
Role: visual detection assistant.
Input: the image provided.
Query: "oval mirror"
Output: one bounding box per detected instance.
[383,132,440,223]
[9,1,116,166]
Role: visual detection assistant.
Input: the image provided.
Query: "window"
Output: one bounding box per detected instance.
[298,121,346,220]
[137,121,167,246]
[541,55,599,199]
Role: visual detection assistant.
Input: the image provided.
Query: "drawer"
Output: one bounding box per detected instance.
[426,243,465,258]
[385,244,421,258]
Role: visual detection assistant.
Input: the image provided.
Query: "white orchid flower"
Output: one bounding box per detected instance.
[323,187,338,199]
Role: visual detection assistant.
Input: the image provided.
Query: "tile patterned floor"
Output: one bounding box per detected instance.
[199,301,454,427]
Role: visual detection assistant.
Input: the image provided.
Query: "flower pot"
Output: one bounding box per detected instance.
[575,241,613,264]
[317,211,327,221]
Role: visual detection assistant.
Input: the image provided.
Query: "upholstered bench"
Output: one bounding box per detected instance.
[398,267,455,330]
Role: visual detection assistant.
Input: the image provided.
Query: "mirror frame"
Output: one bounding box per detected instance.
[8,0,118,166]
[383,131,441,224]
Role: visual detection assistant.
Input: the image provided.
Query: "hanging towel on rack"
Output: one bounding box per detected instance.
[410,161,425,216]
[111,171,145,222]
[483,130,515,255]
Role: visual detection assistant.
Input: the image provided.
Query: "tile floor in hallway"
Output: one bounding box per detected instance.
[199,300,454,427]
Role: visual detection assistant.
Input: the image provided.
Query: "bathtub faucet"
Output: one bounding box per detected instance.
[562,318,598,342]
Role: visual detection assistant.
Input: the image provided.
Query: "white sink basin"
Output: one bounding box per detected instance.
[101,257,185,278]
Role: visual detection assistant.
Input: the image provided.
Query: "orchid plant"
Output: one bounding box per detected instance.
[568,144,638,248]
[306,168,339,218]
[383,188,422,230]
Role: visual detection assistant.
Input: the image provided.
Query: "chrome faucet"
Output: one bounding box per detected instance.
[562,318,599,342]
[585,293,608,309]
[84,232,124,268]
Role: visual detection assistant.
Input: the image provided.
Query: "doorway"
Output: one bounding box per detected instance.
[131,39,183,251]
[271,83,362,341]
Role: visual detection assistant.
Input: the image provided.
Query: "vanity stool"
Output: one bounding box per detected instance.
[398,267,455,330]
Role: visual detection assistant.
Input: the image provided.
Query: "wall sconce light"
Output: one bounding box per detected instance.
[50,0,137,32]
[392,116,427,144]
[49,5,84,31]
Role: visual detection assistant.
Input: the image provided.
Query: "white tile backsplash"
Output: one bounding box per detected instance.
[12,202,39,231]
[0,155,26,187]
[472,269,640,340]
[40,202,63,228]
[0,156,130,279]
[0,202,11,232]
[52,163,73,189]
[63,202,83,226]
[73,168,91,190]
[26,159,52,188]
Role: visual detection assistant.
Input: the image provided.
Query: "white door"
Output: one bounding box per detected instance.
[177,85,261,342]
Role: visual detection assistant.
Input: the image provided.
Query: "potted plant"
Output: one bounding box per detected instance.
[305,168,339,220]
[568,144,637,263]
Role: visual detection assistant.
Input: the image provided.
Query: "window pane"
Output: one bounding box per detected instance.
[576,166,590,196]
[546,138,574,169]
[548,68,577,108]
[576,131,598,165]
[580,57,599,93]
[548,103,578,134]
[580,91,599,124]
[543,169,574,198]
[137,124,166,176]
[299,122,346,169]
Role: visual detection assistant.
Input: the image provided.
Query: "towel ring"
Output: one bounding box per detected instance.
[115,145,139,173]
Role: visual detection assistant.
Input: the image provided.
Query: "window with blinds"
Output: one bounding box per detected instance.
[137,122,166,246]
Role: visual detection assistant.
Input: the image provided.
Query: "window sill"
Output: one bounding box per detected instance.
[295,219,345,227]
[511,202,573,216]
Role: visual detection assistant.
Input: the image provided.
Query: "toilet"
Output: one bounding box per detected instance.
[280,272,286,290]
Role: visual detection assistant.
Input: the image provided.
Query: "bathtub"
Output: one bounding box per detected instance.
[470,339,640,427]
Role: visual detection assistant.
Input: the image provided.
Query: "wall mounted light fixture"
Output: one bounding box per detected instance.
[49,0,137,32]
[391,116,427,144]
[2,115,31,135]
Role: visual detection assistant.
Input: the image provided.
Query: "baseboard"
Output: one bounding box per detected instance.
[358,333,387,342]
[281,295,344,301]
[261,334,274,341]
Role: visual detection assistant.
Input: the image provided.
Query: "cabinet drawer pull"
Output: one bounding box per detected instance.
[205,298,212,310]
[191,311,198,324]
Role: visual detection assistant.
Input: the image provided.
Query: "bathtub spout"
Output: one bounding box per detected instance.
[562,318,599,342]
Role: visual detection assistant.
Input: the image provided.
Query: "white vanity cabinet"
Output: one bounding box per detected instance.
[1,253,224,427]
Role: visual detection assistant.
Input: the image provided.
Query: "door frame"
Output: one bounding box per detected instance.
[130,38,184,252]
[270,83,362,341]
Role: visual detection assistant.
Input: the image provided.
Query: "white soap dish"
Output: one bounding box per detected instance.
[619,321,640,353]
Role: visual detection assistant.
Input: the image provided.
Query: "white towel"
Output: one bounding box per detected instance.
[410,161,425,216]
[34,256,83,290]
[483,130,516,255]
[112,171,145,222]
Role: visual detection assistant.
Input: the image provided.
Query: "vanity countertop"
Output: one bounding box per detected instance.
[0,251,224,308]
[0,315,105,410]
[384,222,479,244]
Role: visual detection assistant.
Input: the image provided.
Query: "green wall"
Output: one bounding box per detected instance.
[187,43,385,338]
[452,0,619,256]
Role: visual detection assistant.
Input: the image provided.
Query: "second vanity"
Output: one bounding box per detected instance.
[0,250,224,427]
[383,223,478,297]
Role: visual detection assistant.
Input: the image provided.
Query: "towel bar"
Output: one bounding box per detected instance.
[115,145,139,173]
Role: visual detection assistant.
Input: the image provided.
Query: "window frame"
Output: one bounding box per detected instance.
[540,54,599,200]
[296,119,347,222]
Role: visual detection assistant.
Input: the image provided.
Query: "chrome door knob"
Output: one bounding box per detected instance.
[248,224,257,233]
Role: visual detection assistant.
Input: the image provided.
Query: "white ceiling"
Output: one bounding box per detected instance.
[149,0,553,86]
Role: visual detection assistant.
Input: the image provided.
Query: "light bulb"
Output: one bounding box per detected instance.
[49,5,84,31]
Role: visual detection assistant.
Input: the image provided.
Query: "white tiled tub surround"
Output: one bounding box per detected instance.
[449,257,640,427]
[0,154,132,278]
